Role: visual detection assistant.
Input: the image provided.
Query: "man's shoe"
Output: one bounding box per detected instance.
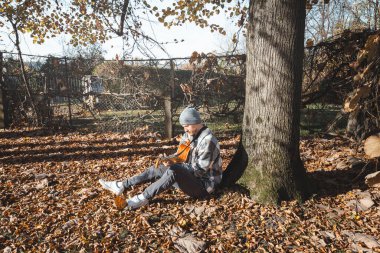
[127,194,149,209]
[99,179,125,195]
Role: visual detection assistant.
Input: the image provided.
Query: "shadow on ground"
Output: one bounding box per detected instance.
[308,161,378,199]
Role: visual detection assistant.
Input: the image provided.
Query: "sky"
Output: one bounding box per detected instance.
[0,12,242,60]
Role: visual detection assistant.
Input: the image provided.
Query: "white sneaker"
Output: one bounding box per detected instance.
[99,179,125,195]
[127,194,149,209]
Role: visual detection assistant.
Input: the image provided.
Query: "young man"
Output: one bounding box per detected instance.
[99,106,223,209]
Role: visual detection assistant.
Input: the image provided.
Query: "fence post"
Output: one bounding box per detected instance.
[0,52,4,128]
[164,59,175,138]
[64,57,72,126]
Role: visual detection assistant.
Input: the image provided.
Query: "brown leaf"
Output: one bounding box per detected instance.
[365,171,380,188]
[364,134,380,158]
[174,235,206,253]
[114,195,127,210]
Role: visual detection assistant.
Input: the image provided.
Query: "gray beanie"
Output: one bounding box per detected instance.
[179,107,202,125]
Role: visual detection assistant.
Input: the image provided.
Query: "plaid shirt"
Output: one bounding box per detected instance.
[180,127,222,193]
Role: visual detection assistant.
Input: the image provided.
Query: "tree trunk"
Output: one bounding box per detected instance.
[163,60,175,139]
[10,20,41,126]
[0,52,4,128]
[223,0,309,204]
[164,95,172,138]
[375,0,379,30]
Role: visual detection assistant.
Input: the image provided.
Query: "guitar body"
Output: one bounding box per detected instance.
[175,139,191,163]
[155,139,191,167]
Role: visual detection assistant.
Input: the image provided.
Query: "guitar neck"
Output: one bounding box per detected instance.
[160,154,177,161]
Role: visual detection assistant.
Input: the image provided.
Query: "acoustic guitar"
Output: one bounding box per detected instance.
[155,139,191,168]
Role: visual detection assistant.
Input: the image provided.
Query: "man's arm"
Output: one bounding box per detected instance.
[161,133,189,166]
[192,137,220,177]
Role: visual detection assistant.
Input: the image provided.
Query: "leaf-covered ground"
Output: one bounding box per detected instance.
[0,128,379,252]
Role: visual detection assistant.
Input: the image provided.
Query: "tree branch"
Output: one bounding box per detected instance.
[117,0,130,36]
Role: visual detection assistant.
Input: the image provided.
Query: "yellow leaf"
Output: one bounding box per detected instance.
[178,218,187,227]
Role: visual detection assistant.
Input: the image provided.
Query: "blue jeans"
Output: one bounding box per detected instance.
[122,163,209,199]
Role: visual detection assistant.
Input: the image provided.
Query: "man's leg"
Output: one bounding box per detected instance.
[122,164,167,188]
[99,165,168,195]
[142,164,208,199]
[171,164,209,198]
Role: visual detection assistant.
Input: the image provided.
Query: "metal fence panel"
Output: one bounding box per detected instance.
[0,52,246,135]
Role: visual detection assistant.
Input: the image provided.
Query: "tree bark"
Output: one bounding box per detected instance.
[223,0,309,204]
[0,52,4,128]
[117,0,130,36]
[164,95,172,138]
[375,0,379,30]
[163,60,175,139]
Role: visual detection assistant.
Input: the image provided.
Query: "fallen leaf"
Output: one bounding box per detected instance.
[175,235,206,253]
[115,195,127,210]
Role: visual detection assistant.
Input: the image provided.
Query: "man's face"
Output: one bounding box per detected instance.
[183,124,200,136]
